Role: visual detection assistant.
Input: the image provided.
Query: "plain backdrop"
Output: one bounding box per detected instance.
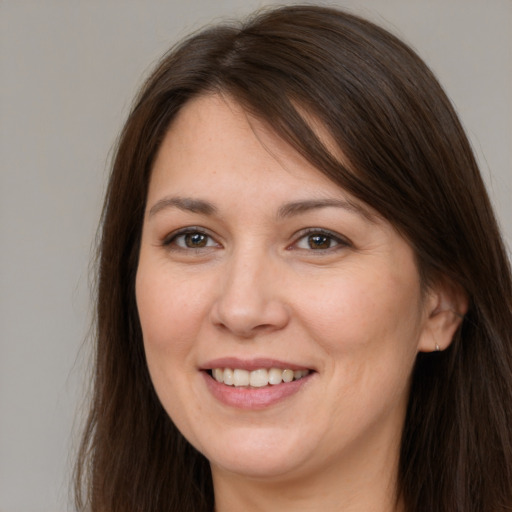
[0,1,510,511]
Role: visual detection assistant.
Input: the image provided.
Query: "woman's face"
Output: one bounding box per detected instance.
[136,94,438,483]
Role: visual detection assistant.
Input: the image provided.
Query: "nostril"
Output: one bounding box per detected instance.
[210,298,290,338]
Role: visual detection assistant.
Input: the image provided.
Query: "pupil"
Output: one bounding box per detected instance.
[186,233,207,247]
[309,235,330,249]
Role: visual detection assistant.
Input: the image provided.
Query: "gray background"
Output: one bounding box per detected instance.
[1,1,510,511]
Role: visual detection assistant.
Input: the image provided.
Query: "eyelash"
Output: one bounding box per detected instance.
[290,228,351,252]
[162,227,219,250]
[162,227,351,252]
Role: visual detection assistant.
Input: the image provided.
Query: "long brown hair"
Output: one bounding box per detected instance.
[75,5,512,511]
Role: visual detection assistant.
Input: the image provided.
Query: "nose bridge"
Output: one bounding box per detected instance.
[211,242,289,336]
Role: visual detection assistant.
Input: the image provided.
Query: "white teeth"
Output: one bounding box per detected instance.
[268,368,283,385]
[249,369,269,387]
[233,369,249,387]
[213,368,224,383]
[211,367,310,387]
[282,369,294,383]
[223,368,234,385]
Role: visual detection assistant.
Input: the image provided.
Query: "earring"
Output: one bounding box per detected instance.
[435,343,441,352]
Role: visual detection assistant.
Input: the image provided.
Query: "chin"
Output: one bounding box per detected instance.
[197,425,316,480]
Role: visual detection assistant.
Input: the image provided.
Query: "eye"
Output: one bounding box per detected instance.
[293,229,349,251]
[163,228,219,250]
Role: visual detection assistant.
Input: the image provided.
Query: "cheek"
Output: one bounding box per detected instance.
[295,262,424,359]
[135,262,206,367]
[135,263,207,428]
[297,266,423,427]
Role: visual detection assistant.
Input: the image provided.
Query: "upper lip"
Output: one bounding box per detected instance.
[200,357,313,372]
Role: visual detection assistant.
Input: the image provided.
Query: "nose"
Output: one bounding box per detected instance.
[209,249,290,338]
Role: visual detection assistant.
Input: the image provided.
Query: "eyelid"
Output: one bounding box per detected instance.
[162,226,221,249]
[160,226,350,252]
[289,228,352,251]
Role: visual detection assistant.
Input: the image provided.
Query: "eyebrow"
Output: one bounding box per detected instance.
[276,198,374,221]
[148,195,374,221]
[148,196,218,217]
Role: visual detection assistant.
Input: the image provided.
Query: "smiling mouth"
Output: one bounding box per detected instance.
[208,368,311,388]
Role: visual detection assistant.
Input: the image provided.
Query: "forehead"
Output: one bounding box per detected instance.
[149,94,367,210]
[154,94,315,176]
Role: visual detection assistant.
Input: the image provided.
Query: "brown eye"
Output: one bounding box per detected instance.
[164,229,219,250]
[294,229,347,251]
[184,232,208,248]
[307,234,332,249]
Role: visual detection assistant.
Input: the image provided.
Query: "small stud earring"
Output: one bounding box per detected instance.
[435,344,441,352]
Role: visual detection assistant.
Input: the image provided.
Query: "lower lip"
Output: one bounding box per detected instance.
[202,371,312,410]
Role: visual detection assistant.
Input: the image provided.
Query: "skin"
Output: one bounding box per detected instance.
[136,94,465,512]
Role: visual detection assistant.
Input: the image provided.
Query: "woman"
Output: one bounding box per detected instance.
[75,5,512,511]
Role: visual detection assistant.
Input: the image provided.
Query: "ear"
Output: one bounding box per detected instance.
[417,278,468,353]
